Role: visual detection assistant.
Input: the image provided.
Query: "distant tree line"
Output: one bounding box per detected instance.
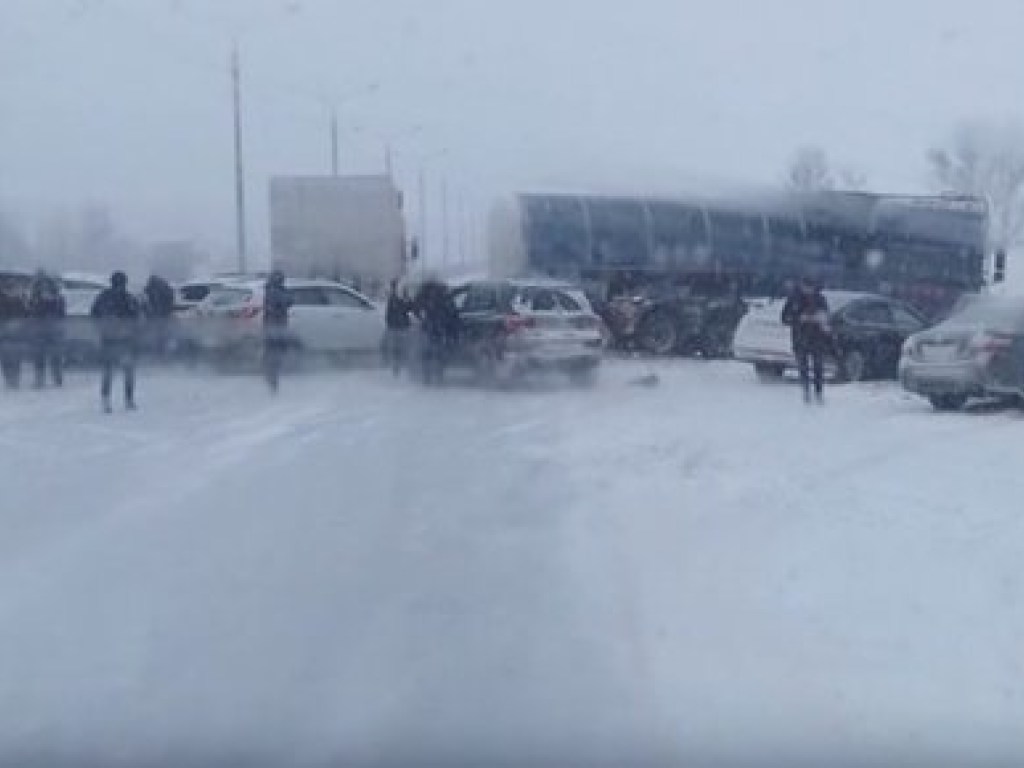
[785,117,1024,255]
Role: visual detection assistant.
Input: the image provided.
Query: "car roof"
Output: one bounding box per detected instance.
[456,277,580,291]
[216,277,372,295]
[822,290,878,309]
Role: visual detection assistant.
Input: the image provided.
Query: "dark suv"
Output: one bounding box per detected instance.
[600,271,749,357]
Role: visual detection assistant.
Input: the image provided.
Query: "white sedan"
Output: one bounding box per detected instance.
[195,277,385,359]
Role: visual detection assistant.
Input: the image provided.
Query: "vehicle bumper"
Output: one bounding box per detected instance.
[506,339,603,370]
[900,361,987,397]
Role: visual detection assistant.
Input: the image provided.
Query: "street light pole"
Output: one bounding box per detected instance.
[418,168,428,270]
[231,43,248,273]
[441,176,449,271]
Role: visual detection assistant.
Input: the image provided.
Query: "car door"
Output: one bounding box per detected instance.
[456,283,501,357]
[322,286,383,351]
[287,286,331,349]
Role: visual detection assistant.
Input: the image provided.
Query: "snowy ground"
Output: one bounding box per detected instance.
[1,359,1022,767]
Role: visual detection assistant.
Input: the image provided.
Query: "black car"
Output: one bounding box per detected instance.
[600,271,749,357]
[733,290,929,382]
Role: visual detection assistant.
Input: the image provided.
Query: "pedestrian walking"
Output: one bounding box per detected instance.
[781,276,830,403]
[27,270,65,388]
[263,270,292,394]
[384,279,413,376]
[90,271,141,412]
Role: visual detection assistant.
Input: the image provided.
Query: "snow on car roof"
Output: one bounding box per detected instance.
[821,290,872,308]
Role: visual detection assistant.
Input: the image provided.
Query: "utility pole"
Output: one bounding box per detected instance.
[231,43,247,273]
[418,168,428,270]
[441,176,449,271]
[458,192,466,266]
[330,109,339,176]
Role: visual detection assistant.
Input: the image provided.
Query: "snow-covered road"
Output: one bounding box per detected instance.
[1,361,1022,766]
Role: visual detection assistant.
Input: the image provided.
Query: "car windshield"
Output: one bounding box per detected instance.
[204,287,253,307]
[5,4,1024,768]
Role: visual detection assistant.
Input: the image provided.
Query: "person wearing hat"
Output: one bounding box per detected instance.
[781,275,830,403]
[90,271,141,412]
[262,270,293,394]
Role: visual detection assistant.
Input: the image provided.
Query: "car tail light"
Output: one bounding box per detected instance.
[970,332,1013,355]
[229,304,262,320]
[503,314,535,333]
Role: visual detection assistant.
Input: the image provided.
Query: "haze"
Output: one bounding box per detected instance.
[2,0,1022,264]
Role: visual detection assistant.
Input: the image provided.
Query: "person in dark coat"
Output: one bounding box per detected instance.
[262,270,292,394]
[384,279,412,376]
[27,271,66,388]
[0,281,28,389]
[413,278,459,385]
[781,276,830,403]
[143,274,176,357]
[91,271,141,412]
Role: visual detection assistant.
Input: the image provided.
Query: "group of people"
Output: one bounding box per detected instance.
[0,271,66,390]
[0,270,178,412]
[381,277,460,384]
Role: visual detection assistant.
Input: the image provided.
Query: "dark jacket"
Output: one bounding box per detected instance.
[144,276,175,319]
[385,294,412,330]
[0,289,28,343]
[263,281,292,328]
[28,278,66,341]
[781,289,830,350]
[414,281,459,341]
[91,286,141,343]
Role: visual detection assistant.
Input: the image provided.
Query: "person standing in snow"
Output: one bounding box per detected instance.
[781,276,830,403]
[413,278,458,386]
[384,279,413,376]
[26,270,66,388]
[143,274,176,358]
[91,271,142,412]
[0,280,28,389]
[262,270,293,394]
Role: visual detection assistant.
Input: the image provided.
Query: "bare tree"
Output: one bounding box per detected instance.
[35,204,141,275]
[0,210,32,267]
[786,146,834,192]
[836,166,868,191]
[928,119,1024,250]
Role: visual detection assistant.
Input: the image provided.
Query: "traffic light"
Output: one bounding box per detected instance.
[994,249,1007,283]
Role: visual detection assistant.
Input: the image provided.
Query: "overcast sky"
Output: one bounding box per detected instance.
[2,0,1024,262]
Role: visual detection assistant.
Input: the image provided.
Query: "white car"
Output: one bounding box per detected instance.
[60,272,108,362]
[195,278,384,359]
[730,291,861,380]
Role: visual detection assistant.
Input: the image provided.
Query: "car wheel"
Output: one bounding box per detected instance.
[638,311,677,356]
[840,348,867,382]
[754,362,785,381]
[476,344,516,387]
[929,393,967,411]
